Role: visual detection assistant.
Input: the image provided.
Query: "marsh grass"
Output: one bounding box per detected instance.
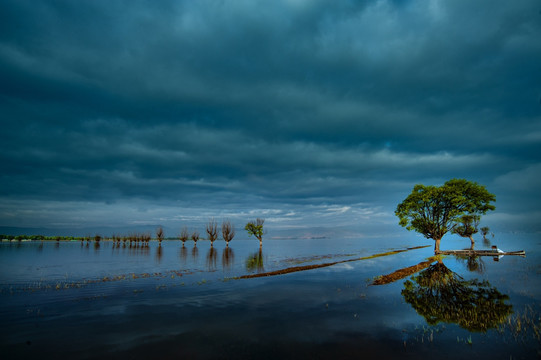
[499,305,541,343]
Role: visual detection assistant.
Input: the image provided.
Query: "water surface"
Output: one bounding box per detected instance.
[1,234,539,359]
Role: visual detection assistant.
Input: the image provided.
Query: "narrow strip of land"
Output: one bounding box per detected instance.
[371,256,439,285]
[438,249,525,257]
[237,245,430,279]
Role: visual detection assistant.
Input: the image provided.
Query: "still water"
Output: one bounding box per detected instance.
[1,234,540,359]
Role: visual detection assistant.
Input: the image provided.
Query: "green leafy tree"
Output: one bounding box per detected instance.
[245,218,264,247]
[452,214,480,249]
[480,225,491,246]
[395,179,495,253]
[480,226,490,239]
[402,261,512,332]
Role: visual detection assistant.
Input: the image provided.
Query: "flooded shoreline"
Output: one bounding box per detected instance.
[1,236,539,359]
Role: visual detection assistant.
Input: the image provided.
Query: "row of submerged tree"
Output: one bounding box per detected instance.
[177,218,265,247]
[29,218,265,248]
[2,218,266,247]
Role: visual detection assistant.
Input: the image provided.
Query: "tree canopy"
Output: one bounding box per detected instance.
[245,218,265,246]
[395,179,495,252]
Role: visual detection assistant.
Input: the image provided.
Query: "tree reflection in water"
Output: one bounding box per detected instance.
[191,245,198,263]
[456,254,486,274]
[126,243,150,256]
[179,244,188,264]
[222,247,234,270]
[155,244,163,264]
[402,261,513,332]
[206,247,218,270]
[245,247,264,273]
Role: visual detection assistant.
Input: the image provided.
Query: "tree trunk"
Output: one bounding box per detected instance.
[434,238,441,253]
[469,236,475,250]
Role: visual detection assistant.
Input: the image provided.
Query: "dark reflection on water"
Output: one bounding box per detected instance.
[179,244,188,264]
[402,260,513,332]
[206,246,218,270]
[246,247,264,272]
[222,247,234,270]
[457,254,486,273]
[191,245,199,262]
[155,245,163,263]
[127,244,151,257]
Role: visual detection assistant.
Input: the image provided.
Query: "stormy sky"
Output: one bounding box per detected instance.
[1,0,540,237]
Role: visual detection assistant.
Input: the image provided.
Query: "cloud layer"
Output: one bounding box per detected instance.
[1,0,540,236]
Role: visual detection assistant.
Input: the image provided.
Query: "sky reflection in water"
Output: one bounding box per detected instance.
[0,234,539,360]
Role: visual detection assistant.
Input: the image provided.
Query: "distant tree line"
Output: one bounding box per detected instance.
[1,218,267,246]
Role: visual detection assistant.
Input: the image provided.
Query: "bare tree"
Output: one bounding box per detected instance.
[191,230,200,245]
[222,220,235,247]
[143,232,151,247]
[206,218,218,246]
[179,226,189,246]
[156,226,164,244]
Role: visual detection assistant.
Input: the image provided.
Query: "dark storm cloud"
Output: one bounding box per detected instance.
[1,0,540,234]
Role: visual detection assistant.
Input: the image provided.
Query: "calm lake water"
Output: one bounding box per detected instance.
[1,234,540,359]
